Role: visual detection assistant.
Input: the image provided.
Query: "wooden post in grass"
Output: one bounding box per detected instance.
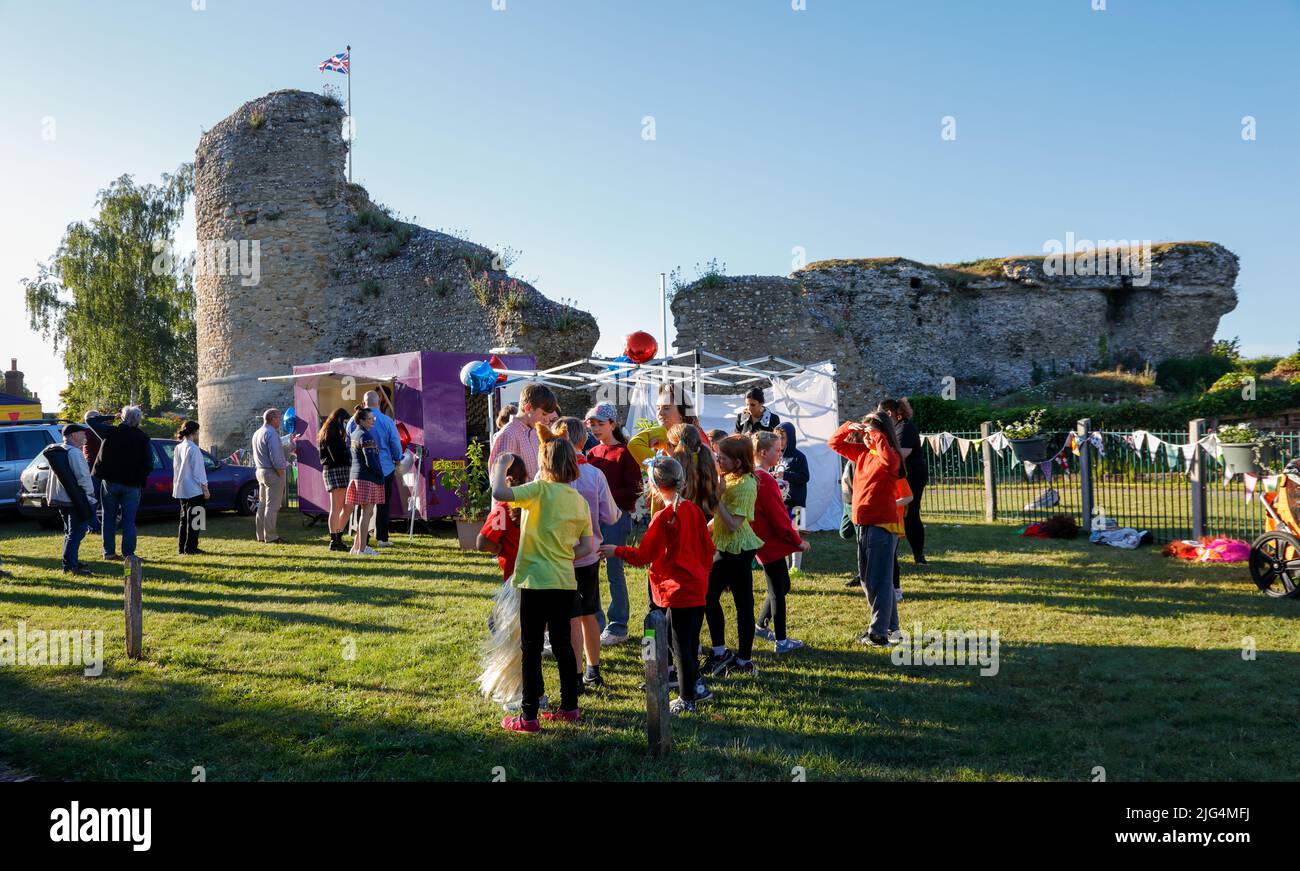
[1078,418,1094,529]
[124,556,143,660]
[642,610,671,757]
[1189,418,1207,539]
[979,421,997,522]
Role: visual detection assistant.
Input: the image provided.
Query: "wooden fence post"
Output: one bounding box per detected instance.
[980,421,997,522]
[1189,418,1207,539]
[1078,418,1094,529]
[124,556,143,660]
[642,610,671,757]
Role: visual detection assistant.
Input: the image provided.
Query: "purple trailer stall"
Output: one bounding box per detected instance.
[280,351,534,523]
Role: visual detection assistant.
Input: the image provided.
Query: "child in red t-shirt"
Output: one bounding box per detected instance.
[599,455,715,715]
[477,455,527,580]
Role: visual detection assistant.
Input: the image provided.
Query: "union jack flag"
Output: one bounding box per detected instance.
[318,51,349,75]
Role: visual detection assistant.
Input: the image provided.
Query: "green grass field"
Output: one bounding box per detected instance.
[1,511,1297,781]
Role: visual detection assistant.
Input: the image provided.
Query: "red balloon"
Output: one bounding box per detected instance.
[395,421,412,451]
[624,331,659,364]
[488,354,508,384]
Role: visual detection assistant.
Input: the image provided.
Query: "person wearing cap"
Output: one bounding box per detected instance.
[44,423,98,575]
[734,386,780,435]
[584,402,642,645]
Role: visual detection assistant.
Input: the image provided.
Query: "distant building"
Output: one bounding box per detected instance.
[1,359,42,420]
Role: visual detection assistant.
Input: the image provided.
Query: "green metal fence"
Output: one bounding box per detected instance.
[922,422,1299,544]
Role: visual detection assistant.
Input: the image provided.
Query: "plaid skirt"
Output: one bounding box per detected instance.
[322,465,350,491]
[346,479,385,506]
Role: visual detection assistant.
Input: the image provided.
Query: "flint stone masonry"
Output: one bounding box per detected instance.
[194,89,598,455]
[672,243,1238,419]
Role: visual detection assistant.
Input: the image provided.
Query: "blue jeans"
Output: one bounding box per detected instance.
[60,508,89,570]
[101,481,142,557]
[596,513,632,636]
[88,476,102,533]
[856,524,898,638]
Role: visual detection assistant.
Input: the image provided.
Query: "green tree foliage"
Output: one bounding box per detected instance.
[23,164,195,419]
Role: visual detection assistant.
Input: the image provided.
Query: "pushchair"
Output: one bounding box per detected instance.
[1249,459,1300,598]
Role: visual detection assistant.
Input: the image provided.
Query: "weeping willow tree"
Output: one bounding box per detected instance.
[23,164,195,418]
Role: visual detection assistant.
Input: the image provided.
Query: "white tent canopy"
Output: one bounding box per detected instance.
[492,351,844,532]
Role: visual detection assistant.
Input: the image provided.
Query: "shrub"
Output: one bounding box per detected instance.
[1155,354,1233,394]
[247,110,267,130]
[997,408,1045,440]
[437,440,491,521]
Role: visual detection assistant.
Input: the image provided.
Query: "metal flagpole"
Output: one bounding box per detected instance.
[346,45,352,183]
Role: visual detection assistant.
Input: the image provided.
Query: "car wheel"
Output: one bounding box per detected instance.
[236,482,258,516]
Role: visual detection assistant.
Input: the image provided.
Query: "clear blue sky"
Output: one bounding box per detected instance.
[3,0,1297,407]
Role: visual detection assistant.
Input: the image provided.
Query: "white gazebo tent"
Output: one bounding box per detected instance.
[490,350,844,531]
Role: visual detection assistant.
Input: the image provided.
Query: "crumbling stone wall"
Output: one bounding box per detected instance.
[194,89,598,454]
[672,243,1238,419]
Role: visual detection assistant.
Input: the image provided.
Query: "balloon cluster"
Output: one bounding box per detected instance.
[459,355,509,395]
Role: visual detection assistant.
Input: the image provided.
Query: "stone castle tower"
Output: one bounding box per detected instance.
[194,89,598,454]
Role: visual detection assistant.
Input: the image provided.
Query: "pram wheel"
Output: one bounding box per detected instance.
[1248,531,1300,598]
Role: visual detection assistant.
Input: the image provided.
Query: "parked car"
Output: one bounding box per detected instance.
[18,437,259,527]
[0,421,64,511]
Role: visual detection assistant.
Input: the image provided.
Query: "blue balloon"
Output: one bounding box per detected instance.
[283,406,297,435]
[607,355,633,382]
[466,360,498,395]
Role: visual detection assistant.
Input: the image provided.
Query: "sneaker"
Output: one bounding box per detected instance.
[723,657,756,676]
[894,588,904,603]
[693,681,712,702]
[583,671,604,690]
[669,698,696,716]
[857,632,891,647]
[501,714,539,733]
[103,554,123,562]
[701,649,733,678]
[599,630,629,646]
[775,638,805,653]
[540,708,581,724]
[349,548,372,557]
[373,540,393,548]
[362,546,378,555]
[754,623,776,642]
[328,539,347,552]
[887,630,904,644]
[844,577,859,588]
[62,566,94,577]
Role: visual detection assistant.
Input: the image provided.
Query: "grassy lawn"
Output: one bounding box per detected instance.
[0,511,1297,782]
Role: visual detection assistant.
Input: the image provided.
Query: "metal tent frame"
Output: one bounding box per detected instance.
[490,350,836,417]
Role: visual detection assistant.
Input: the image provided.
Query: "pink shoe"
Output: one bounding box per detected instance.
[501,715,539,733]
[540,708,581,724]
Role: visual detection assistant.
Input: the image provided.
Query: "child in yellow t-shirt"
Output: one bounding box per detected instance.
[702,435,766,678]
[490,433,594,733]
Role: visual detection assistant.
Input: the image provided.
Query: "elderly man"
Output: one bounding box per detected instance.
[346,390,403,548]
[252,408,288,544]
[92,406,153,562]
[81,409,111,533]
[45,423,98,575]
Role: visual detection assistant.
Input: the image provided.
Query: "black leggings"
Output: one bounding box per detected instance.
[652,603,705,701]
[904,478,926,560]
[705,549,757,660]
[519,588,578,719]
[757,558,791,641]
[178,496,205,553]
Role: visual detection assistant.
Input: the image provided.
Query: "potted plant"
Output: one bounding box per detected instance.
[998,408,1048,463]
[438,440,491,550]
[1217,422,1261,478]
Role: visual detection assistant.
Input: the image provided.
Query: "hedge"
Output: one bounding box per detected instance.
[908,382,1300,435]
